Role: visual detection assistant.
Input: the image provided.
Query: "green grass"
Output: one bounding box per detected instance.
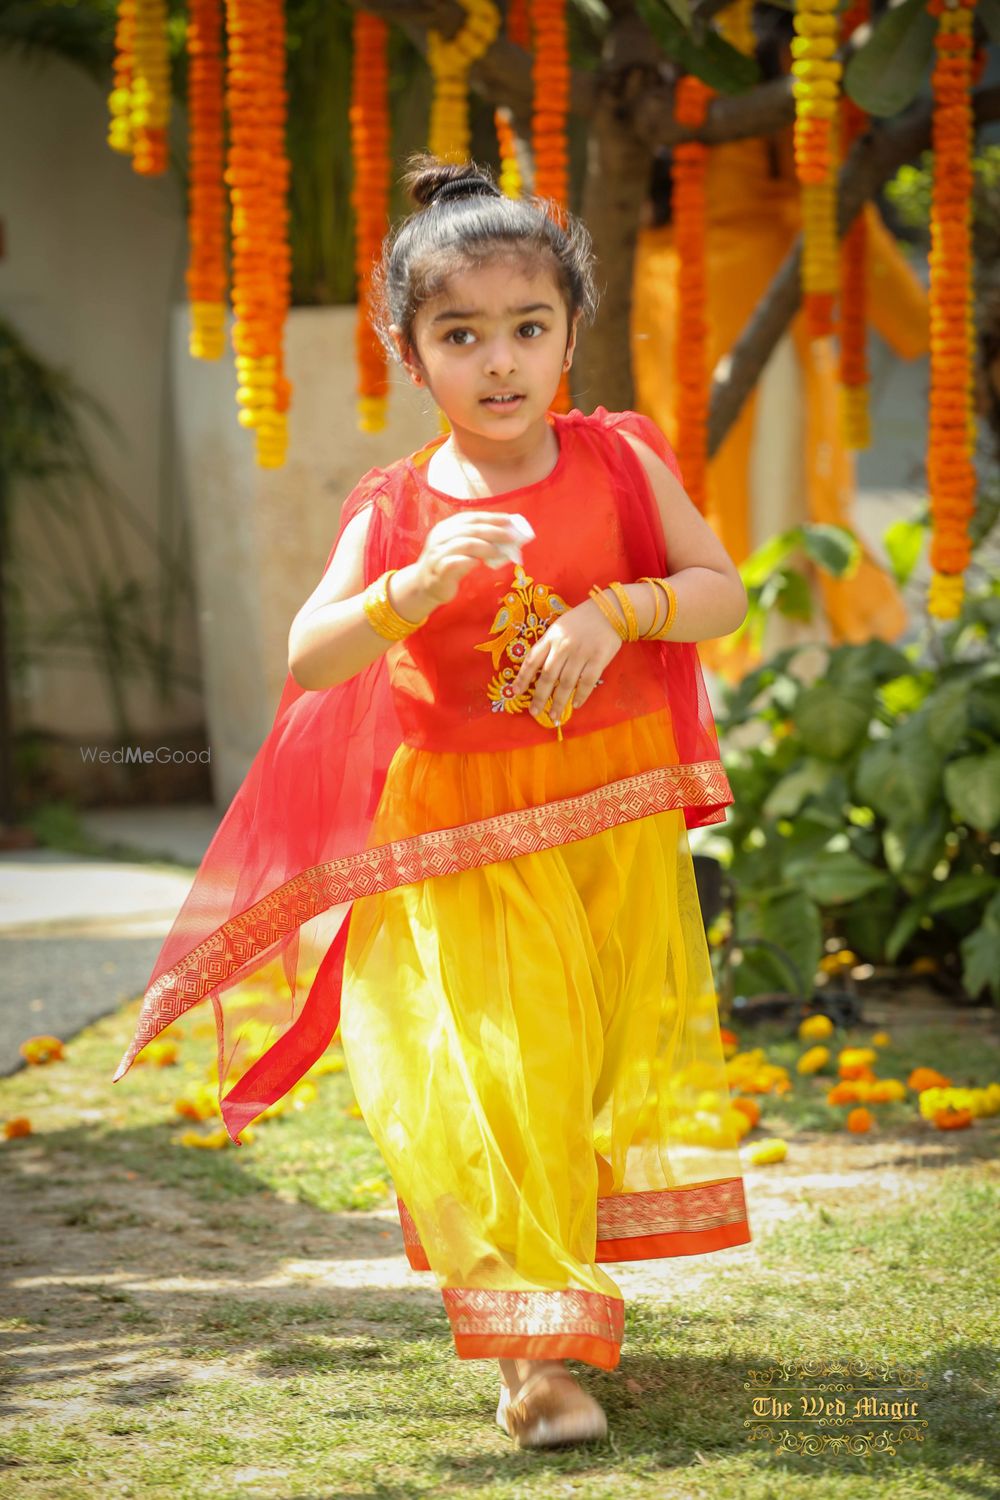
[1,1000,998,1498]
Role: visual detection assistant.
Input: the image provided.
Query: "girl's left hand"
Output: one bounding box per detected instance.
[510,598,624,722]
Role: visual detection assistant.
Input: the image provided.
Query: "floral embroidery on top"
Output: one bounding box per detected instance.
[473,563,571,724]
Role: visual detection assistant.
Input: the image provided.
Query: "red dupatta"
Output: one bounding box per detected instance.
[112,406,733,1141]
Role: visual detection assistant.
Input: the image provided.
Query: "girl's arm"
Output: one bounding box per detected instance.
[614,431,748,642]
[288,505,437,691]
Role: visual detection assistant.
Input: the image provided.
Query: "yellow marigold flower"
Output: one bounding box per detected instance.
[344,1101,364,1119]
[838,1047,876,1069]
[798,1014,834,1041]
[136,1039,179,1067]
[748,1138,788,1166]
[308,1055,345,1076]
[871,1031,891,1047]
[866,1079,907,1103]
[290,1081,318,1108]
[797,1046,830,1075]
[731,1096,761,1128]
[3,1116,33,1139]
[351,1177,389,1197]
[724,1107,753,1141]
[19,1035,64,1065]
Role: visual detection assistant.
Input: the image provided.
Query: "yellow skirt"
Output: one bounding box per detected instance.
[340,708,751,1370]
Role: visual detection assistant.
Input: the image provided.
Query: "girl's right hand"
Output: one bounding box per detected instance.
[413,513,525,606]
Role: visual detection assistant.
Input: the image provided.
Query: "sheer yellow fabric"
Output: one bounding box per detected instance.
[339,707,751,1369]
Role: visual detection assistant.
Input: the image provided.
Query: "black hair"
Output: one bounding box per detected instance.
[369,151,600,367]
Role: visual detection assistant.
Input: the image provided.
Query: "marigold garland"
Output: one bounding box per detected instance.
[427,0,501,164]
[186,0,227,361]
[838,0,870,448]
[532,0,572,413]
[108,0,136,157]
[350,10,391,433]
[926,0,977,620]
[225,0,293,468]
[507,0,531,49]
[494,105,523,199]
[672,76,714,514]
[793,0,842,338]
[125,0,170,175]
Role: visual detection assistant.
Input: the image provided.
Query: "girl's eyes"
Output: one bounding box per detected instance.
[444,321,546,346]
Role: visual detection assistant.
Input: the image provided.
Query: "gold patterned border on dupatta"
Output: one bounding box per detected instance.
[114,757,732,1078]
[397,1177,750,1274]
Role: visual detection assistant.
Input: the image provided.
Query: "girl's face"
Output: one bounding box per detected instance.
[391,257,578,451]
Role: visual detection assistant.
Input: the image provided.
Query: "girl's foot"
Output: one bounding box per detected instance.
[495,1357,608,1449]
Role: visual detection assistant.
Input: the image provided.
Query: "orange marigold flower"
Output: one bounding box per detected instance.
[839,1062,878,1082]
[3,1117,33,1139]
[719,1028,738,1047]
[19,1035,64,1065]
[827,1081,860,1105]
[908,1067,952,1092]
[846,1106,874,1133]
[933,1106,973,1130]
[731,1096,761,1128]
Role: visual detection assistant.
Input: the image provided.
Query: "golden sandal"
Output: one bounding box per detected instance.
[496,1366,608,1450]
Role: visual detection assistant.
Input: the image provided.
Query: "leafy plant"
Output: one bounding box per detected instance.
[711,489,1000,1006]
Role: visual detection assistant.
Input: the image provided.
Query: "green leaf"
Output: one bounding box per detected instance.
[843,0,938,118]
[793,683,873,760]
[916,676,970,755]
[755,887,823,998]
[740,529,800,589]
[959,892,1000,1001]
[883,517,927,586]
[885,897,930,963]
[774,567,815,622]
[635,0,761,95]
[764,761,837,819]
[801,524,860,578]
[943,749,1000,832]
[926,873,1000,916]
[793,851,891,906]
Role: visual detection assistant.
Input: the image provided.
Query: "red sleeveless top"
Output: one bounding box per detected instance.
[112,405,735,1140]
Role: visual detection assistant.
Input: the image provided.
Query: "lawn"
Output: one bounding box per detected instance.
[1,995,998,1499]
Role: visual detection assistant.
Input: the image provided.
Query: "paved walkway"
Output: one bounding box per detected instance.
[0,809,217,1076]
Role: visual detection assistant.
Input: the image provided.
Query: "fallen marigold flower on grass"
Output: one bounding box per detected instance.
[933,1106,973,1130]
[747,1138,788,1166]
[3,1117,33,1139]
[308,1055,346,1076]
[908,1066,951,1092]
[19,1035,64,1065]
[797,1046,830,1075]
[798,1013,834,1042]
[344,1101,364,1119]
[731,1096,761,1128]
[839,1063,878,1083]
[871,1031,891,1047]
[135,1040,179,1067]
[827,1081,861,1105]
[819,950,856,974]
[351,1177,389,1197]
[846,1107,874,1133]
[865,1079,907,1104]
[177,1124,254,1149]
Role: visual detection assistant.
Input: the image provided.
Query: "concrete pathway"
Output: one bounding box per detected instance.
[0,807,219,1076]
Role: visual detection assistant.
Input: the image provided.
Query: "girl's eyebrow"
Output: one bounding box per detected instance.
[430,301,555,325]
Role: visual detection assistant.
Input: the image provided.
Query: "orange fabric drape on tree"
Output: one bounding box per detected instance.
[630,131,930,682]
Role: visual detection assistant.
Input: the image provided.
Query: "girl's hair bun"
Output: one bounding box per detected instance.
[400,150,500,210]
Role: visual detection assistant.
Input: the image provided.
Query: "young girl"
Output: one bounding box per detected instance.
[114,151,752,1451]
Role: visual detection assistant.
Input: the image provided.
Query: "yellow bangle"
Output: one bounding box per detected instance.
[607,581,639,641]
[638,576,677,639]
[641,578,665,638]
[362,569,428,641]
[588,584,629,641]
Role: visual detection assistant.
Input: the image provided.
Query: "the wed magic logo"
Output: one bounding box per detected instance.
[743,1359,928,1457]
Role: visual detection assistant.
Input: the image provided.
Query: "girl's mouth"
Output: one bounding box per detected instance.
[481,394,525,412]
